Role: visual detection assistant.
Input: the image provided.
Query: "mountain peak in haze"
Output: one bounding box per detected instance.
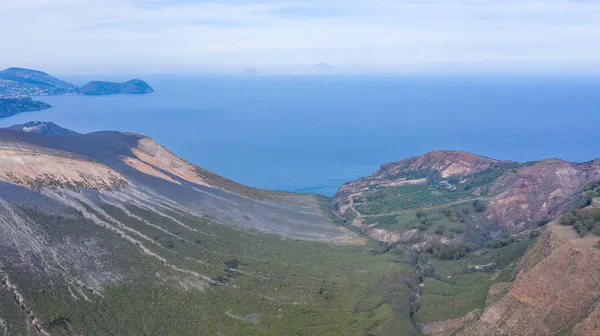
[313,63,334,74]
[242,68,267,76]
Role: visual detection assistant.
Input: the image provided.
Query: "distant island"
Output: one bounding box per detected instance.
[0,97,52,118]
[79,79,154,95]
[312,63,334,75]
[0,67,154,117]
[0,67,78,96]
[242,68,267,76]
[0,67,154,97]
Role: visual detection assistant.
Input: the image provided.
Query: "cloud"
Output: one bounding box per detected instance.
[1,0,600,73]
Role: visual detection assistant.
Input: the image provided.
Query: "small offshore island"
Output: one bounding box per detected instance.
[0,67,154,117]
[79,79,154,95]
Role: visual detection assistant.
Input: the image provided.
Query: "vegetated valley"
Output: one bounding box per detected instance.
[0,126,598,335]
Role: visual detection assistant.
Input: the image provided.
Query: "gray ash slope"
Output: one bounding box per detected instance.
[0,127,352,243]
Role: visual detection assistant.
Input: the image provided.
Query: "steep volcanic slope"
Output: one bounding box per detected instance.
[486,159,600,230]
[0,127,429,335]
[0,129,356,243]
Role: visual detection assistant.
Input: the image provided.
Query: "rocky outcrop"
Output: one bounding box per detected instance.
[459,225,600,335]
[419,309,481,335]
[487,159,600,231]
[379,150,499,179]
[570,304,600,335]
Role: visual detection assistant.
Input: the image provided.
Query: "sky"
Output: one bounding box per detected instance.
[1,0,600,74]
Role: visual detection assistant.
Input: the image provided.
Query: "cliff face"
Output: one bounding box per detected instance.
[459,221,600,335]
[487,159,600,230]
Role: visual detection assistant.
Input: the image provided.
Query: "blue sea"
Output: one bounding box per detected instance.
[1,75,599,196]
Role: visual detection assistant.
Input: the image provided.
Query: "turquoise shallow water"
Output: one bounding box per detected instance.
[1,75,599,196]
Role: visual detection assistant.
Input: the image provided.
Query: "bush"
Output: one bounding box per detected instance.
[435,226,445,235]
[559,209,600,236]
[487,236,517,249]
[452,226,465,234]
[593,226,600,236]
[537,218,551,226]
[426,243,471,260]
[473,200,487,213]
[559,211,577,226]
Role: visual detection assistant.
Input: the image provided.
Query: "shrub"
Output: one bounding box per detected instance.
[318,288,332,300]
[487,236,517,249]
[561,209,600,236]
[559,212,577,226]
[473,200,487,213]
[435,226,445,235]
[537,218,551,226]
[593,226,600,236]
[426,243,471,260]
[225,259,241,269]
[441,208,452,218]
[452,226,465,234]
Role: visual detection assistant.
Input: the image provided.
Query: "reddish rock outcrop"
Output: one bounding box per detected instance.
[486,159,600,231]
[459,227,600,335]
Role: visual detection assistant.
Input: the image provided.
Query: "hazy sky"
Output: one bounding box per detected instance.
[2,0,600,74]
